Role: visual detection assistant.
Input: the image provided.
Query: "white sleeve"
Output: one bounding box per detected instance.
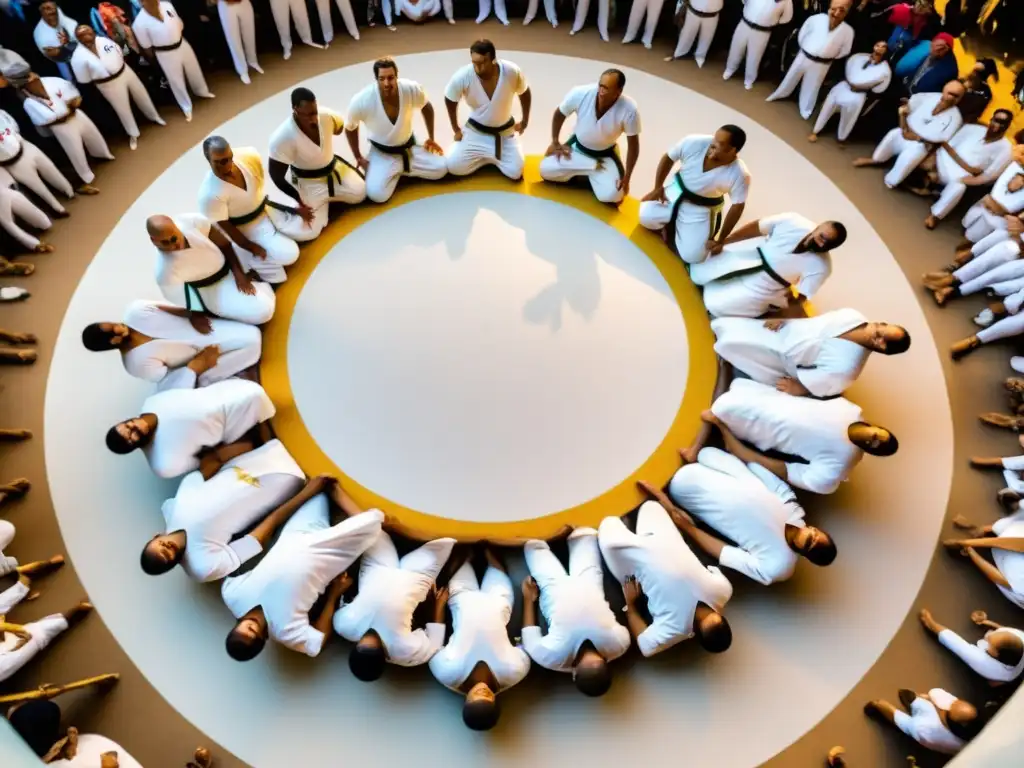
[520,625,573,672]
[796,17,813,47]
[345,90,369,130]
[624,105,641,137]
[938,629,1009,682]
[758,213,788,237]
[132,20,152,49]
[786,459,843,495]
[927,688,958,712]
[226,535,263,570]
[428,644,465,688]
[388,624,446,667]
[979,145,1013,185]
[557,86,586,117]
[718,545,772,585]
[795,262,830,299]
[795,364,847,399]
[198,185,230,223]
[667,137,690,163]
[277,617,325,657]
[746,462,798,504]
[511,63,528,96]
[321,107,345,134]
[872,66,892,94]
[1001,455,1024,472]
[71,54,90,84]
[838,27,853,59]
[907,93,927,114]
[409,81,428,111]
[729,165,751,204]
[158,366,199,392]
[177,212,212,237]
[33,25,47,54]
[0,580,30,616]
[637,617,687,657]
[444,68,469,103]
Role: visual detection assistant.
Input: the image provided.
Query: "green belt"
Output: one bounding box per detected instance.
[467,117,515,162]
[667,173,726,251]
[567,135,624,178]
[227,196,290,227]
[184,261,231,314]
[370,135,417,173]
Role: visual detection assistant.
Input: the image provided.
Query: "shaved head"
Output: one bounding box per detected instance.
[147,215,186,252]
[146,215,174,238]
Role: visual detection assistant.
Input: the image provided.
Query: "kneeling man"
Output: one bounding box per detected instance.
[540,69,640,205]
[345,57,447,204]
[444,40,531,181]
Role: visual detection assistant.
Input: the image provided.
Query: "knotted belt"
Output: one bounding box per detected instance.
[679,0,720,18]
[0,145,24,168]
[467,117,515,162]
[800,48,837,65]
[370,135,417,173]
[152,37,184,53]
[227,196,292,227]
[666,172,725,250]
[741,15,776,33]
[567,135,624,177]
[184,261,231,314]
[92,62,126,85]
[290,155,362,197]
[715,247,792,289]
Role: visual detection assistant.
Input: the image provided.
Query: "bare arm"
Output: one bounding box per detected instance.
[970,457,1007,469]
[965,547,1013,588]
[421,102,437,142]
[217,220,261,254]
[248,476,329,547]
[717,219,762,247]
[549,108,567,144]
[444,98,460,134]
[651,153,675,191]
[623,600,649,640]
[327,480,370,519]
[268,158,303,204]
[518,88,532,131]
[207,225,248,280]
[522,588,539,630]
[198,438,256,479]
[345,127,363,166]
[717,202,745,243]
[312,573,351,638]
[716,421,789,481]
[624,135,640,190]
[940,141,984,176]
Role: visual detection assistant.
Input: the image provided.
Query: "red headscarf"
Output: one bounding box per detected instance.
[889,3,935,40]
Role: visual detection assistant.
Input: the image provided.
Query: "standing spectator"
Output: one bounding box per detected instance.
[960,57,998,124]
[886,0,942,66]
[33,1,79,81]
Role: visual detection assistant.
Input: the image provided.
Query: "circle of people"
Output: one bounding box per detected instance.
[0,0,1022,757]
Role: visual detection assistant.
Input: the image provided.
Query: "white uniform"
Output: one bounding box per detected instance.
[692,213,831,318]
[266,0,315,58]
[766,14,854,120]
[0,109,73,214]
[872,92,963,189]
[668,447,804,585]
[139,378,275,479]
[711,378,863,494]
[33,11,76,81]
[346,79,448,204]
[622,0,667,48]
[160,439,303,582]
[0,606,68,683]
[428,562,531,691]
[672,0,724,67]
[893,689,967,756]
[539,85,641,204]
[990,509,1024,609]
[21,77,113,186]
[132,2,213,118]
[955,243,1024,300]
[478,0,509,24]
[712,308,870,397]
[962,163,1024,244]
[222,500,384,656]
[598,502,733,656]
[217,0,259,81]
[268,108,367,233]
[444,61,529,180]
[0,167,51,251]
[334,531,456,666]
[0,519,16,577]
[522,528,630,671]
[315,0,359,44]
[931,126,1014,220]
[568,0,607,39]
[395,0,452,22]
[71,37,163,140]
[812,53,892,142]
[938,627,1024,684]
[724,0,794,89]
[639,134,751,264]
[1000,454,1024,496]
[199,147,310,283]
[118,300,262,390]
[154,213,276,325]
[47,735,143,768]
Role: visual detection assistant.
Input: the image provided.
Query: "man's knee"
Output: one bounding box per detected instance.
[638,201,667,230]
[366,179,396,204]
[538,154,561,180]
[445,149,473,177]
[594,182,624,205]
[503,154,525,181]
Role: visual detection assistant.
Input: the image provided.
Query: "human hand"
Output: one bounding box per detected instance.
[297,203,315,226]
[192,345,221,372]
[545,141,570,159]
[333,571,354,595]
[622,575,642,606]
[617,176,630,198]
[763,318,785,331]
[971,610,988,625]
[234,273,256,295]
[641,187,667,204]
[356,156,369,172]
[249,244,267,261]
[423,139,443,155]
[514,121,527,134]
[452,128,463,142]
[918,608,941,634]
[521,576,540,602]
[705,239,723,256]
[775,377,806,396]
[189,312,213,335]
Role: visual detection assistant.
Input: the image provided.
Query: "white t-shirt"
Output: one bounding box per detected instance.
[444,60,528,128]
[668,135,750,219]
[269,109,345,171]
[198,147,268,221]
[21,77,78,128]
[0,109,21,163]
[992,509,1024,609]
[33,13,77,59]
[161,439,304,582]
[70,37,126,84]
[132,1,185,50]
[346,79,427,147]
[906,92,964,145]
[558,85,641,152]
[757,212,832,299]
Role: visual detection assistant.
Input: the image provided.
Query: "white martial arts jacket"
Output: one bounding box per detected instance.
[33,11,77,61]
[843,53,891,94]
[669,134,750,210]
[992,509,1024,609]
[199,147,271,221]
[905,92,963,146]
[796,14,853,61]
[154,213,225,309]
[70,37,126,84]
[20,77,79,129]
[897,689,966,755]
[444,60,528,130]
[559,85,641,152]
[742,0,793,29]
[269,109,345,172]
[0,109,22,162]
[711,378,863,494]
[48,734,144,768]
[937,124,1013,187]
[990,162,1024,214]
[346,79,427,148]
[141,378,275,479]
[161,439,304,582]
[132,1,185,50]
[938,627,1024,683]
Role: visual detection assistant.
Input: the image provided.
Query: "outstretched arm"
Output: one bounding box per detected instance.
[268,158,303,204]
[248,476,331,547]
[421,102,437,144]
[312,572,352,639]
[444,98,460,135]
[517,89,532,132]
[710,416,789,482]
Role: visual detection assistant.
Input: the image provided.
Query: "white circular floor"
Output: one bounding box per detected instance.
[44,50,955,767]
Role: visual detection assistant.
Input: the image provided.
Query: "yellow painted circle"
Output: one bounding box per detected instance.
[261,156,717,542]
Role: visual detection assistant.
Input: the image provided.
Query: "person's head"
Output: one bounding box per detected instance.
[202,135,234,180]
[374,57,398,95]
[862,322,911,354]
[802,221,847,252]
[939,78,966,107]
[871,40,888,61]
[708,125,746,163]
[141,0,161,12]
[291,87,319,132]
[930,33,954,60]
[597,69,626,109]
[469,39,497,78]
[39,1,59,25]
[828,0,851,26]
[694,604,732,653]
[847,422,899,456]
[945,700,981,742]
[75,24,95,46]
[106,416,153,454]
[989,629,1024,667]
[462,681,499,731]
[146,215,186,252]
[912,0,934,14]
[349,630,386,681]
[788,525,838,567]
[140,533,184,575]
[225,613,268,662]
[81,322,130,351]
[572,644,612,697]
[987,109,1013,140]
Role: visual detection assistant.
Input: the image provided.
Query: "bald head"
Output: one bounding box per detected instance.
[146,215,184,251]
[946,700,980,742]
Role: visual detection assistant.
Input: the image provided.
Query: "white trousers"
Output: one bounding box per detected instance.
[571,0,609,38]
[219,0,259,78]
[963,201,1008,244]
[767,54,830,120]
[96,67,162,139]
[3,141,73,213]
[724,24,770,87]
[622,0,666,46]
[539,146,623,203]
[673,10,720,65]
[359,531,455,584]
[525,528,603,620]
[478,0,509,24]
[235,209,309,283]
[971,227,1013,257]
[812,82,868,142]
[365,145,448,203]
[155,41,212,116]
[0,614,68,683]
[157,318,264,390]
[316,0,359,40]
[294,166,367,232]
[598,502,679,581]
[931,164,973,220]
[0,184,51,250]
[961,254,1024,298]
[446,125,524,180]
[955,239,1022,285]
[524,0,556,26]
[50,113,113,186]
[979,308,1024,345]
[267,0,314,53]
[196,272,276,324]
[639,198,717,263]
[449,562,514,608]
[872,129,930,189]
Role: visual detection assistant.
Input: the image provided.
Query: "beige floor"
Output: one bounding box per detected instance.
[0,24,1018,768]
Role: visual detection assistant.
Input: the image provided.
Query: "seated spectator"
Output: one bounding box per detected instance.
[886,0,943,66]
[895,33,958,96]
[960,57,999,124]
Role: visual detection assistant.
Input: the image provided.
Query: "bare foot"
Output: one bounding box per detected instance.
[76,184,99,195]
[997,488,1021,511]
[33,243,54,254]
[679,446,698,464]
[852,157,876,167]
[979,412,1024,430]
[13,350,37,363]
[942,539,967,553]
[65,601,94,625]
[933,286,955,305]
[924,215,939,230]
[636,479,662,498]
[827,746,846,767]
[971,609,988,625]
[807,133,818,143]
[952,514,977,531]
[17,554,65,578]
[863,700,883,717]
[700,409,718,425]
[0,478,31,496]
[0,428,32,441]
[192,747,213,768]
[2,332,37,345]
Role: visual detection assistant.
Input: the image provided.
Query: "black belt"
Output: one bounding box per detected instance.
[681,0,720,18]
[567,135,624,178]
[370,135,417,173]
[227,196,291,227]
[92,63,126,85]
[290,155,362,197]
[152,38,184,53]
[717,247,792,289]
[467,117,515,162]
[666,172,725,250]
[742,16,775,33]
[184,261,231,314]
[800,48,836,65]
[0,145,23,168]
